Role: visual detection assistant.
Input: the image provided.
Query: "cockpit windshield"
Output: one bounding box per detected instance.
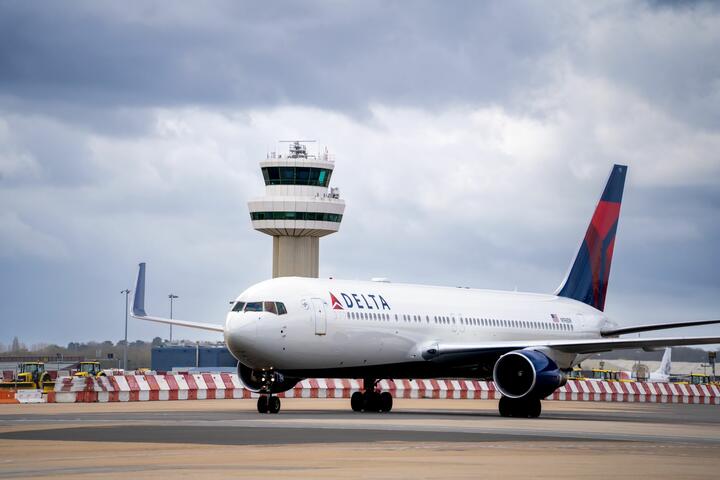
[264,301,277,314]
[244,302,263,312]
[231,301,245,312]
[239,301,287,315]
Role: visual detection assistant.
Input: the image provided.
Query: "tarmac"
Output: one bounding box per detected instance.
[1,398,719,478]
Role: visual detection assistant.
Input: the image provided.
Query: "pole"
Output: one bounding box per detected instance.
[121,289,131,371]
[168,294,178,343]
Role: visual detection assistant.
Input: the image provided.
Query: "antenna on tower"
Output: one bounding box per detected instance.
[279,140,316,159]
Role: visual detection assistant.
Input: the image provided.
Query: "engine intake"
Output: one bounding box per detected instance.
[493,350,566,399]
[237,362,301,394]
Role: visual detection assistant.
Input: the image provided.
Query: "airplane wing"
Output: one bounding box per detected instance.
[426,335,720,360]
[601,319,720,336]
[130,262,225,333]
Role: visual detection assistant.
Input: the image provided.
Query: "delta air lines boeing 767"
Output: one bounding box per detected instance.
[131,165,720,417]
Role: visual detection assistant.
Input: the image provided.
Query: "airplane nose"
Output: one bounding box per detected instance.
[224,313,257,356]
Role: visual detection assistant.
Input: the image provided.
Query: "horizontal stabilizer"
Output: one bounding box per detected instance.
[131,262,224,333]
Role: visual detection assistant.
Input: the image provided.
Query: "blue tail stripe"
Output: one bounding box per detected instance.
[558,243,593,307]
[600,165,627,202]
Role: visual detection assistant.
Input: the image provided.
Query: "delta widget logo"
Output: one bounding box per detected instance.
[329,291,391,311]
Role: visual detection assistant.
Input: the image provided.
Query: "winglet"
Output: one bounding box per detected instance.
[133,262,147,317]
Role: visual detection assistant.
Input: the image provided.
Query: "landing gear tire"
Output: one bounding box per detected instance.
[351,391,363,412]
[526,397,541,418]
[257,395,268,414]
[268,395,281,414]
[498,396,542,418]
[363,391,381,412]
[379,391,393,412]
[350,379,394,413]
[498,396,512,417]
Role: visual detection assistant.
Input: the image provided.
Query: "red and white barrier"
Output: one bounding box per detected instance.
[0,389,46,404]
[45,374,720,405]
[551,379,720,404]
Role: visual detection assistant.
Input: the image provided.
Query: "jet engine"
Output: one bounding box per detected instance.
[237,362,301,394]
[493,350,566,399]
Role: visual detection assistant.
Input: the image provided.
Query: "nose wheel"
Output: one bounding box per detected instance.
[350,379,393,413]
[257,394,281,414]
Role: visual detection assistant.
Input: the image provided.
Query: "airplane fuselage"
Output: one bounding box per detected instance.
[224,277,613,379]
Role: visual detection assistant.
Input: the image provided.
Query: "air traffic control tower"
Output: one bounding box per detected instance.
[248,141,345,278]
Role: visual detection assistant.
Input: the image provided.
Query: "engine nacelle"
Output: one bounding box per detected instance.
[237,362,301,394]
[493,350,567,399]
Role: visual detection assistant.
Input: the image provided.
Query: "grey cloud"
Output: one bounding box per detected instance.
[3,2,718,130]
[0,1,562,116]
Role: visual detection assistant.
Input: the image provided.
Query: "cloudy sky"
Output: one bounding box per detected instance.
[1,1,718,348]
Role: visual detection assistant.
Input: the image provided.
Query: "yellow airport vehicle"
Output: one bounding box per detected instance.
[0,362,54,392]
[566,367,586,381]
[72,361,106,378]
[590,369,621,381]
[689,373,711,385]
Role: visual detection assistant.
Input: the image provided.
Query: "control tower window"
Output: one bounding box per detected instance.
[232,301,245,312]
[251,211,343,223]
[261,167,333,187]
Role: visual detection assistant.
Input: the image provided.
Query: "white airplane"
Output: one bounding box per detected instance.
[131,164,720,417]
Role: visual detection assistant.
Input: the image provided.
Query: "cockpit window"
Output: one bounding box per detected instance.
[242,301,287,315]
[244,302,263,312]
[264,301,277,314]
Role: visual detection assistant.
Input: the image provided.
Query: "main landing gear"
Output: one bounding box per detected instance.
[350,379,393,413]
[257,394,281,414]
[498,395,541,418]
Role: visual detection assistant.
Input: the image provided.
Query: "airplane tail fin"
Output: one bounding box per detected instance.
[133,262,147,317]
[655,347,672,377]
[556,165,627,311]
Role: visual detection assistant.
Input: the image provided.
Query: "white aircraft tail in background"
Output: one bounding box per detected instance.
[648,348,672,382]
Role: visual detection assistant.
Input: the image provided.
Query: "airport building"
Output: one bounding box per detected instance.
[248,141,345,278]
[151,344,236,372]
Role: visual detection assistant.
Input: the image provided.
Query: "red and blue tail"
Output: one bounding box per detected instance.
[556,164,627,311]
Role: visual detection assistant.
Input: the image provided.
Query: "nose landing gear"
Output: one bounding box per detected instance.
[350,379,393,413]
[257,394,281,414]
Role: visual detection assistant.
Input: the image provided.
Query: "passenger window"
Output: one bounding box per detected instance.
[245,302,262,312]
[264,302,277,314]
[232,301,245,312]
[277,302,287,315]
